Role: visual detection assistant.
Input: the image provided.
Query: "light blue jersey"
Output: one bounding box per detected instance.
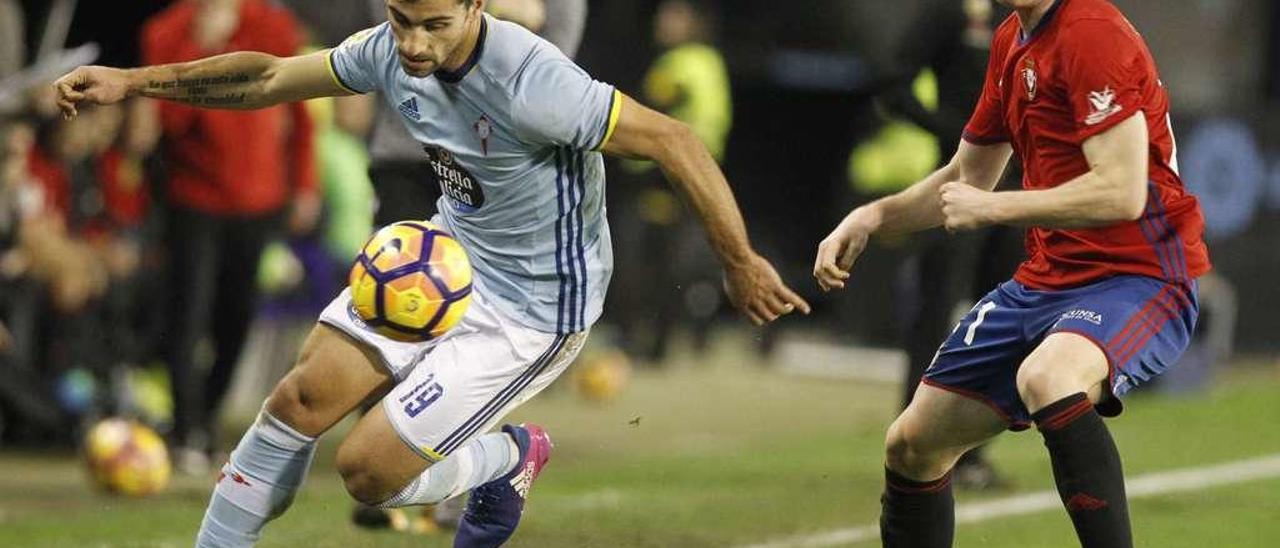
[328,15,621,334]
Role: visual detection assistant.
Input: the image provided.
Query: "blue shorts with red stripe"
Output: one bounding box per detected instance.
[922,275,1199,430]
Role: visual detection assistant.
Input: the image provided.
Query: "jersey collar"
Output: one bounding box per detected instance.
[436,15,488,84]
[1018,0,1066,46]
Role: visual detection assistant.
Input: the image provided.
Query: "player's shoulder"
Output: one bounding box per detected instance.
[327,22,396,93]
[1056,0,1141,42]
[333,22,395,62]
[991,13,1021,52]
[478,15,575,90]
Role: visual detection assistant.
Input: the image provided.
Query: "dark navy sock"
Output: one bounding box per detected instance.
[1033,392,1132,548]
[880,467,954,548]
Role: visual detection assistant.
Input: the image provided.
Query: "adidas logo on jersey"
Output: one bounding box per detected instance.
[398,96,421,121]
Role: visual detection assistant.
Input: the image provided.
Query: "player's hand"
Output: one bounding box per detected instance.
[53,66,134,119]
[723,253,811,326]
[939,181,995,232]
[814,210,874,292]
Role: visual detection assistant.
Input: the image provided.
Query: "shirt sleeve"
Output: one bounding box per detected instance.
[961,30,1010,145]
[1060,18,1147,141]
[511,50,621,151]
[326,23,392,94]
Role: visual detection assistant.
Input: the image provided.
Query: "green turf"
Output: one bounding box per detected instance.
[2,337,1277,547]
[952,478,1280,548]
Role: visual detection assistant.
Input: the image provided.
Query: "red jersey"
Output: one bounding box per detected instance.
[141,0,316,216]
[962,0,1210,289]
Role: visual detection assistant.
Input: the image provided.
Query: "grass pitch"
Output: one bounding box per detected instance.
[2,334,1278,547]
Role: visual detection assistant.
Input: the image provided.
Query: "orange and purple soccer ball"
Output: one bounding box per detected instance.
[348,221,473,342]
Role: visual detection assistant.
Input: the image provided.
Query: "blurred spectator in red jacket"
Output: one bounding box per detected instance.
[140,0,319,471]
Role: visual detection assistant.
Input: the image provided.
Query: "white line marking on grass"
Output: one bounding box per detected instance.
[741,453,1280,548]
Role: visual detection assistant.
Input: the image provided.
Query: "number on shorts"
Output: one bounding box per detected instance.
[404,382,444,418]
[964,301,998,345]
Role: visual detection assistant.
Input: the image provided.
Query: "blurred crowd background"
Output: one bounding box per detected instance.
[1,0,1277,473]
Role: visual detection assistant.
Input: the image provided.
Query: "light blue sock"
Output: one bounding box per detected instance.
[379,431,518,507]
[196,412,317,547]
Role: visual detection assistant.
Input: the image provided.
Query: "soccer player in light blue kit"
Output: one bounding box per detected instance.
[55,1,811,546]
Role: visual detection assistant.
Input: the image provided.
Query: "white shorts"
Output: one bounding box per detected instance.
[318,286,586,462]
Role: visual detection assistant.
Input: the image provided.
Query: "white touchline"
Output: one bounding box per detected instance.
[740,453,1280,548]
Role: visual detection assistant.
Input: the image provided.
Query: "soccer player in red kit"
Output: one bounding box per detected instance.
[815,0,1209,545]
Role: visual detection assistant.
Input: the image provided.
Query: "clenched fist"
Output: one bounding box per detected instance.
[939,181,996,232]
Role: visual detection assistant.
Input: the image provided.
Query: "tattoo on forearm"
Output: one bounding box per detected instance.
[146,74,251,90]
[144,73,254,105]
[180,93,248,105]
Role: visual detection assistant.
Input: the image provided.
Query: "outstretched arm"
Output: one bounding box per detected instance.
[601,93,810,325]
[53,50,352,118]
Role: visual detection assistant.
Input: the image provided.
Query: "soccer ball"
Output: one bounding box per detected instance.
[84,418,171,497]
[572,349,632,404]
[349,221,473,342]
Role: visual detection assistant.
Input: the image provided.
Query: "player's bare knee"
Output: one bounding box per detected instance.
[1016,361,1081,412]
[884,422,912,471]
[265,371,324,437]
[1016,364,1062,411]
[336,441,396,505]
[337,466,386,506]
[884,420,940,478]
[1016,363,1047,402]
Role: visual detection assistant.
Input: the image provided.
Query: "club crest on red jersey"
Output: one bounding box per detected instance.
[1022,58,1038,101]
